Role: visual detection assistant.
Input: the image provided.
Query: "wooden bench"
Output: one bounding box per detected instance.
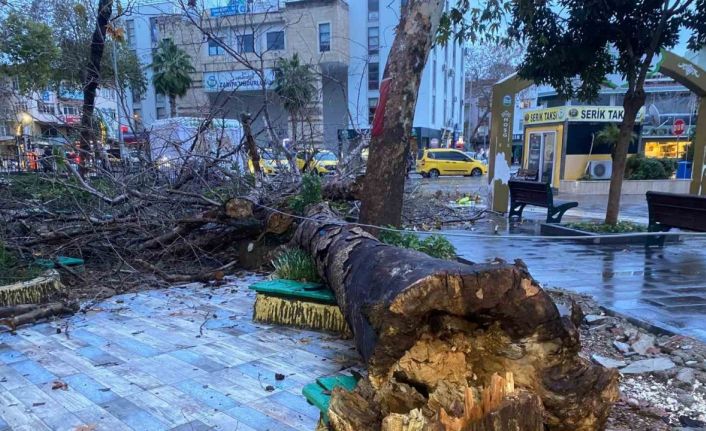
[513,168,538,181]
[508,180,578,223]
[646,191,706,246]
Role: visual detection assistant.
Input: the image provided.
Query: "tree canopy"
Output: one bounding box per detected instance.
[0,0,146,95]
[0,12,60,93]
[509,0,706,101]
[151,39,195,117]
[274,54,318,119]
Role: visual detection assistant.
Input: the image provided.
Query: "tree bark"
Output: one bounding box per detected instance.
[79,0,113,176]
[295,204,619,430]
[169,94,177,118]
[605,90,645,225]
[359,0,445,230]
[241,113,261,177]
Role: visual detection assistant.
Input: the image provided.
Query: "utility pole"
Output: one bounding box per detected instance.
[111,38,127,163]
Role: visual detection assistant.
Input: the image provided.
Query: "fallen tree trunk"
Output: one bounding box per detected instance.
[0,302,77,330]
[322,175,365,202]
[294,204,618,431]
[224,196,293,236]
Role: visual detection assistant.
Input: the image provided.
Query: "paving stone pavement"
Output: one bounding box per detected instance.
[0,275,361,431]
[443,214,706,342]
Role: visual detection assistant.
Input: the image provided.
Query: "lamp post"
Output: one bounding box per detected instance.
[111,38,127,163]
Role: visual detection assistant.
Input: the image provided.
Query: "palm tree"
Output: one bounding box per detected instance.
[151,39,195,117]
[273,54,318,145]
[595,123,637,152]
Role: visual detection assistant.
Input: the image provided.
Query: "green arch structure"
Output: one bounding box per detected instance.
[488,50,706,213]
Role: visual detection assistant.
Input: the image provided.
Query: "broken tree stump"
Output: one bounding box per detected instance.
[294,204,619,431]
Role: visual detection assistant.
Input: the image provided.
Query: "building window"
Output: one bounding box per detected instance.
[38,102,55,115]
[443,100,447,125]
[368,27,379,55]
[368,97,378,124]
[266,31,285,51]
[237,34,255,53]
[368,0,379,21]
[63,105,79,116]
[156,92,165,103]
[208,39,225,56]
[156,107,167,119]
[432,95,436,124]
[132,90,142,104]
[444,68,448,96]
[126,20,136,49]
[368,62,379,90]
[432,58,437,88]
[319,23,331,52]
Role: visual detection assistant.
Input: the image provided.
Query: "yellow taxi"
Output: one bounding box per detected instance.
[296,150,338,175]
[248,150,288,175]
[416,148,488,178]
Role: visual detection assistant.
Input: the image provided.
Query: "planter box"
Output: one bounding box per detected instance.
[559,179,691,195]
[540,223,680,245]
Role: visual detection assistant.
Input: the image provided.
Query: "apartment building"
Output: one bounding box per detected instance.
[347,0,465,148]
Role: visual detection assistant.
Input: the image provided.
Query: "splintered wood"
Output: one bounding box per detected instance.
[296,204,619,431]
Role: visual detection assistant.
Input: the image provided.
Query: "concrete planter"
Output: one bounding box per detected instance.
[540,223,679,245]
[559,179,691,195]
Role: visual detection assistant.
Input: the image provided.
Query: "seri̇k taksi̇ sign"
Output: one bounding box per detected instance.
[523,106,646,126]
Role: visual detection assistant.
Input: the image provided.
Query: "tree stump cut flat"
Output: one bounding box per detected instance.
[294,204,619,431]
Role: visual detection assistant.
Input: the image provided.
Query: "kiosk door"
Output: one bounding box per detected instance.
[527,131,557,183]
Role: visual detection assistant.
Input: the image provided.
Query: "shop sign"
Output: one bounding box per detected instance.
[210,0,279,17]
[523,107,566,125]
[203,69,275,92]
[524,106,645,126]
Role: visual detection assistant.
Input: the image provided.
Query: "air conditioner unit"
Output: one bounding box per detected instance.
[589,160,613,180]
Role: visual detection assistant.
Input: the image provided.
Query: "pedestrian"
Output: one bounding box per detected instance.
[41,146,53,173]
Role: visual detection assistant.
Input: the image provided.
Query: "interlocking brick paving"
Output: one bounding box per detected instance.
[0,275,361,431]
[446,213,706,342]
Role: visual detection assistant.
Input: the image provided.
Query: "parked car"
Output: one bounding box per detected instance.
[416,148,488,178]
[248,150,288,175]
[296,150,338,175]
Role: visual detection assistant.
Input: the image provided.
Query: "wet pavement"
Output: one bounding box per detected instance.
[411,175,650,222]
[0,276,360,431]
[443,216,706,342]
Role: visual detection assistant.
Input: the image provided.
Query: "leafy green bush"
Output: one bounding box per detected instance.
[379,230,457,260]
[625,154,673,180]
[565,221,646,233]
[289,173,322,214]
[629,158,667,180]
[272,248,321,282]
[418,235,458,260]
[655,158,677,177]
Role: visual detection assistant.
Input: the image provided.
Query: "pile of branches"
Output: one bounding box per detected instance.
[0,158,302,301]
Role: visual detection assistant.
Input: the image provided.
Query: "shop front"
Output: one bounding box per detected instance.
[521,106,642,189]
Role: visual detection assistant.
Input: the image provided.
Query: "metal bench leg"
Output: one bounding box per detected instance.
[509,202,526,221]
[646,225,668,247]
[547,208,567,224]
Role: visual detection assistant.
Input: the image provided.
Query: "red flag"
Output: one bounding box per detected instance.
[371,78,392,138]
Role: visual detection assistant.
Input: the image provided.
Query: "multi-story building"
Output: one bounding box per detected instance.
[126,0,350,150]
[122,1,179,129]
[347,0,465,149]
[127,0,466,153]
